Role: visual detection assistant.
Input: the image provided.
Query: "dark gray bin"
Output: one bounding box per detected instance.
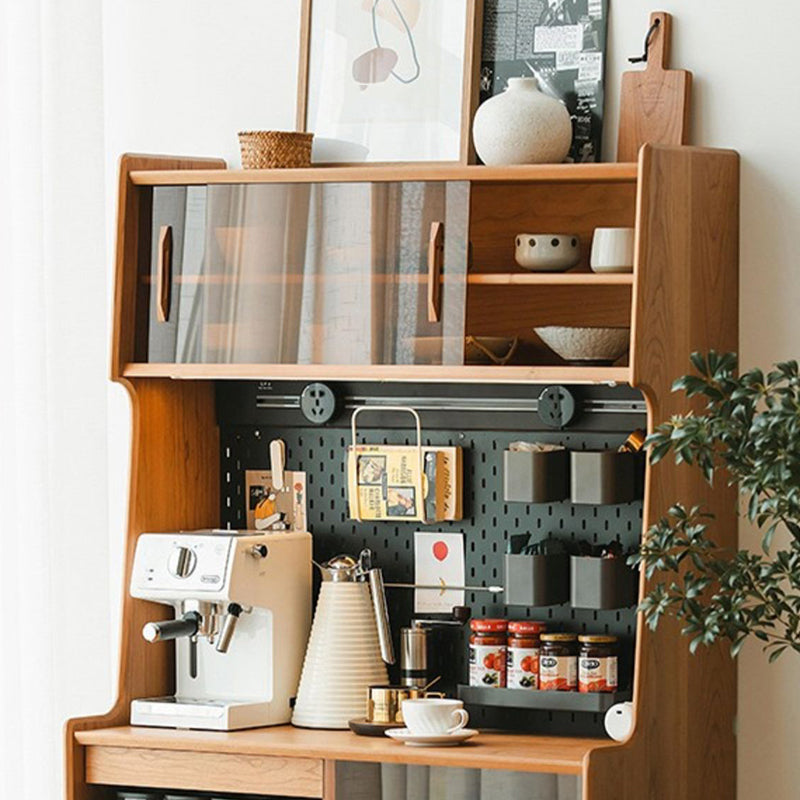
[570,556,639,609]
[570,450,642,505]
[503,449,569,503]
[504,553,569,606]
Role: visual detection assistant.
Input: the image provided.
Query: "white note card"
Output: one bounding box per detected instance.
[414,532,465,614]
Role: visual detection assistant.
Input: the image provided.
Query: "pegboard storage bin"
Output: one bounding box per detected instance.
[570,556,639,610]
[503,449,569,503]
[504,553,569,607]
[570,450,643,505]
[458,684,632,714]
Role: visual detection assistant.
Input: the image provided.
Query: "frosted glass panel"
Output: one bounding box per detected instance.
[143,181,469,366]
[333,762,582,800]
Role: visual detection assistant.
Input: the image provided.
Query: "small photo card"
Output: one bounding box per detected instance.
[414,532,465,614]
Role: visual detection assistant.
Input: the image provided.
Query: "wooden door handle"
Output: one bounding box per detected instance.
[156,225,172,323]
[427,221,444,323]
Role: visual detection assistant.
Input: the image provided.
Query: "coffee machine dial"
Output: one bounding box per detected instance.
[167,546,197,579]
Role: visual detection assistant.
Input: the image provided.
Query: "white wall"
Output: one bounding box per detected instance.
[97,3,799,798]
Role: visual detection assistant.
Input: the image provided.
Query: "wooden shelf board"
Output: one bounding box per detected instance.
[468,272,634,286]
[129,162,639,187]
[76,725,617,776]
[139,272,633,287]
[121,362,631,384]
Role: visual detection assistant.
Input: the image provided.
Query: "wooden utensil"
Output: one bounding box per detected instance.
[617,11,692,162]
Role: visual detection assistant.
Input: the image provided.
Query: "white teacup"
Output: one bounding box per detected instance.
[401,698,469,735]
[590,227,635,273]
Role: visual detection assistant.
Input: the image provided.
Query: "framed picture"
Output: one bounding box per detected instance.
[479,0,608,162]
[297,0,483,164]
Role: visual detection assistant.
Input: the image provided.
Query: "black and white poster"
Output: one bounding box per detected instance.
[480,0,608,162]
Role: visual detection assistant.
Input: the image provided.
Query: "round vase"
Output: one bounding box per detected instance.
[472,77,573,166]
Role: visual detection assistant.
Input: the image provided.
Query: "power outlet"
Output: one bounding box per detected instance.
[300,382,337,425]
[537,385,577,429]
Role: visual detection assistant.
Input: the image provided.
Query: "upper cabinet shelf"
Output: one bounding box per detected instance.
[113,150,742,386]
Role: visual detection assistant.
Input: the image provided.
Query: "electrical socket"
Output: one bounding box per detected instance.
[299,382,337,425]
[537,385,577,428]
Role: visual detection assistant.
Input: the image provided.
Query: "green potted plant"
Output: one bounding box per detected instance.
[631,351,800,660]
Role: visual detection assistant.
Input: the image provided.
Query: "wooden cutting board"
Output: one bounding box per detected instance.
[617,12,692,162]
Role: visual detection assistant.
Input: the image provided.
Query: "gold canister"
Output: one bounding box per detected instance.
[366,685,444,724]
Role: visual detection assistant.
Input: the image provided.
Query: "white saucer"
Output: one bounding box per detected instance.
[384,728,479,747]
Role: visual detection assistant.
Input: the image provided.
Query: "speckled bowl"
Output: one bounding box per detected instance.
[515,233,581,272]
[535,326,630,365]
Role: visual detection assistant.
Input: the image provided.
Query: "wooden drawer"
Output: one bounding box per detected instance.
[84,745,324,798]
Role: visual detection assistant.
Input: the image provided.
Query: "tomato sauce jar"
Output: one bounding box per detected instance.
[539,633,578,691]
[506,620,546,690]
[469,619,508,688]
[578,635,618,693]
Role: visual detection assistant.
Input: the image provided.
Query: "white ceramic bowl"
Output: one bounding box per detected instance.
[535,326,630,365]
[590,228,635,273]
[515,233,580,272]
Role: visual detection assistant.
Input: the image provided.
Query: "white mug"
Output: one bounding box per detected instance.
[590,227,635,274]
[401,698,469,735]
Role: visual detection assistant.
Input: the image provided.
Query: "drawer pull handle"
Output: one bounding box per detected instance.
[157,224,172,323]
[427,220,444,323]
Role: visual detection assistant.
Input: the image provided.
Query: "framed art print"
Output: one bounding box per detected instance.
[297,0,482,164]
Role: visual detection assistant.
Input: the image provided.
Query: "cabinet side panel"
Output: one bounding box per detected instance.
[587,145,739,800]
[65,378,219,800]
[111,154,226,380]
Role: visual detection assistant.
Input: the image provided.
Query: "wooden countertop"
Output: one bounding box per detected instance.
[76,725,618,775]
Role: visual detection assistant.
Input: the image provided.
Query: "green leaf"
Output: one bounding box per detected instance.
[768,646,788,663]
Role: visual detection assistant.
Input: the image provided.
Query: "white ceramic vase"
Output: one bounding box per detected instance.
[472,77,572,166]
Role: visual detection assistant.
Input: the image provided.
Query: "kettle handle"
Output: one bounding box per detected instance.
[368,567,396,665]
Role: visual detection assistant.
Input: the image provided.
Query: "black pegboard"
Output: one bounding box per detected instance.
[217,382,646,737]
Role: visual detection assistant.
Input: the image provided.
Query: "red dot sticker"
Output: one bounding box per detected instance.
[432,540,449,562]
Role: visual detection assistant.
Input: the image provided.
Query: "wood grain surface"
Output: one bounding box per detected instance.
[86,746,323,797]
[76,725,615,777]
[128,162,639,186]
[586,144,739,800]
[617,12,692,162]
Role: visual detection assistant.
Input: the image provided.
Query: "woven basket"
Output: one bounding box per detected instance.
[238,130,314,169]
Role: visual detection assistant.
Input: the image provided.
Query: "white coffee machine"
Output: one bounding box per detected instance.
[129,529,311,731]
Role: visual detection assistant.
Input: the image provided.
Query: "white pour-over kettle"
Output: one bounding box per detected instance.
[291,549,395,729]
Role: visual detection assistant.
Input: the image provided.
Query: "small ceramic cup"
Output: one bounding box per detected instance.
[590,228,635,274]
[401,698,469,735]
[515,233,580,272]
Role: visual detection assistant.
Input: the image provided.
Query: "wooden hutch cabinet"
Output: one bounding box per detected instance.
[67,146,739,800]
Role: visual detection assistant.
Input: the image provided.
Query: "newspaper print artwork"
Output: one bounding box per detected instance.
[480,0,608,163]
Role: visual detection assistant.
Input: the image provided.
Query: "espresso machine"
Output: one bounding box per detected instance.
[129,529,312,731]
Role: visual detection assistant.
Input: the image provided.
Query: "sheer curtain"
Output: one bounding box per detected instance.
[0,1,115,798]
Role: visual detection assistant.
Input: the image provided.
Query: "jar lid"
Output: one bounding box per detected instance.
[578,635,618,644]
[470,618,508,632]
[508,620,547,634]
[541,633,577,642]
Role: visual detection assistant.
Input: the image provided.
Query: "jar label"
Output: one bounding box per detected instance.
[579,655,618,693]
[469,643,507,688]
[539,654,577,691]
[507,646,539,689]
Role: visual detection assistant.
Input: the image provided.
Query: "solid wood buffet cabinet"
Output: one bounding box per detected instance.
[67,145,739,800]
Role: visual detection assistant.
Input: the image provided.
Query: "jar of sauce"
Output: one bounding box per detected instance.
[469,619,507,688]
[539,633,578,691]
[579,635,618,693]
[507,620,546,690]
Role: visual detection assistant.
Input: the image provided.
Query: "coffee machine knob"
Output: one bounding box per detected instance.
[167,546,197,578]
